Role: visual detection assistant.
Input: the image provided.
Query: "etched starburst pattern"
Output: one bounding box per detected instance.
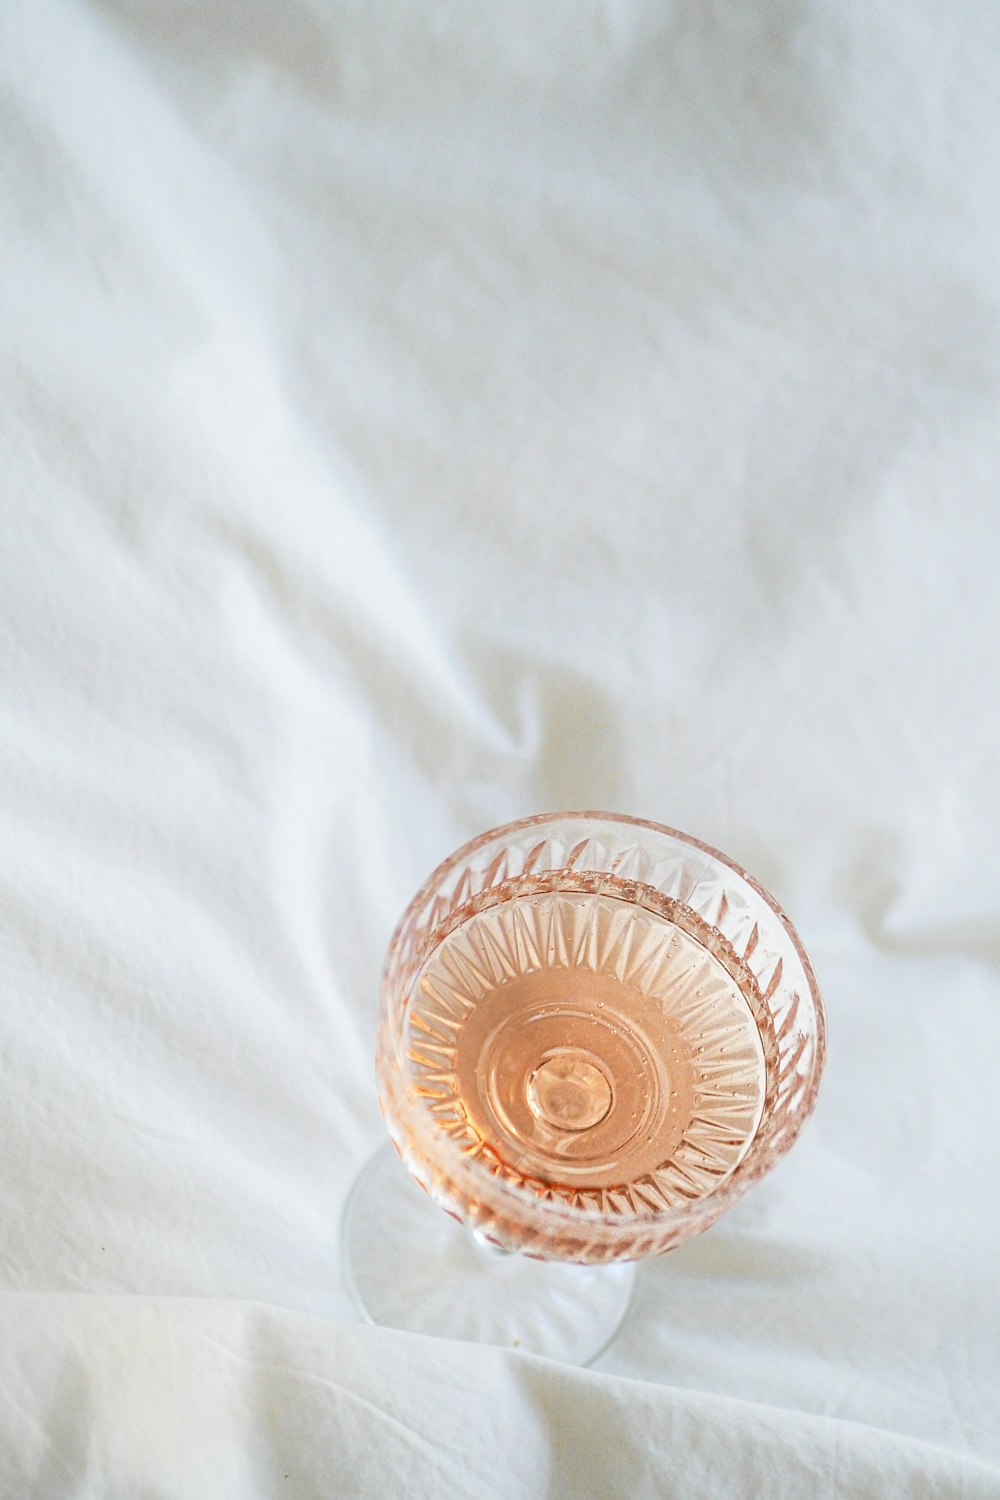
[406,890,766,1217]
[378,814,826,1263]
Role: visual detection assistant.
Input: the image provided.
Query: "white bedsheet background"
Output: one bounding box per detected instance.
[2,2,999,1494]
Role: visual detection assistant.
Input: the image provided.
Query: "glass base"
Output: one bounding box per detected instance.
[341,1144,636,1365]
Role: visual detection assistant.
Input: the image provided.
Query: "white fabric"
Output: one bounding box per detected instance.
[2,1,999,1494]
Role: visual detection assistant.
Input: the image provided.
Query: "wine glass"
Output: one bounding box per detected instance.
[341,812,826,1364]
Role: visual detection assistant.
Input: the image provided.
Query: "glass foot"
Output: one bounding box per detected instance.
[341,1143,636,1365]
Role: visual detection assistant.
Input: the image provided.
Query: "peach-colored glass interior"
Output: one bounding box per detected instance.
[377,814,826,1264]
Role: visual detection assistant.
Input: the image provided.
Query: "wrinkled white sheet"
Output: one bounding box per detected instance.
[2,1,999,1494]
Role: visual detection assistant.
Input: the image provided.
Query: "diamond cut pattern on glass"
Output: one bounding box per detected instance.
[379,814,825,1263]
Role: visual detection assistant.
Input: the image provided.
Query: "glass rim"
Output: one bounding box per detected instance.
[391,809,825,1018]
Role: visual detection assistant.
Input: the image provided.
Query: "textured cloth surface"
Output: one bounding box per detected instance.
[2,2,999,1495]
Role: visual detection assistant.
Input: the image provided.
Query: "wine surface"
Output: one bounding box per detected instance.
[405,886,767,1214]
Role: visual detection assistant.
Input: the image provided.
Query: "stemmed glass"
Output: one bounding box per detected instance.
[342,813,826,1364]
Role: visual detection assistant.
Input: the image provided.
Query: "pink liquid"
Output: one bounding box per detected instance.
[404,886,767,1219]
